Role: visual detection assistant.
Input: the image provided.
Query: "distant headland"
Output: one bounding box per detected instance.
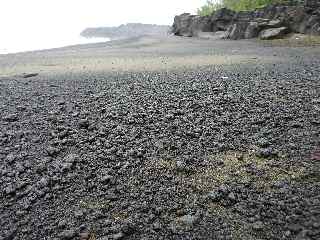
[80,23,170,39]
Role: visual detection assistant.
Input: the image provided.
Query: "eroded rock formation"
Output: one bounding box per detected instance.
[172,1,320,40]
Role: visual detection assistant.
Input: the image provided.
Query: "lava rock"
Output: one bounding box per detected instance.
[22,73,39,78]
[252,221,264,230]
[78,119,90,129]
[46,147,60,156]
[3,114,18,122]
[177,214,200,226]
[256,148,276,158]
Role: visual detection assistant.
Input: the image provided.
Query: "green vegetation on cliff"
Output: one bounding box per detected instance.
[197,0,299,16]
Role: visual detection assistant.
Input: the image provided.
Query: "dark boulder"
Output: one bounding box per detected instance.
[172,13,195,37]
[190,16,213,36]
[259,27,289,40]
[172,13,213,37]
[245,22,260,39]
[211,8,236,31]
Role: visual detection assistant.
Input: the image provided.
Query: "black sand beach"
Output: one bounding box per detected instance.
[1,36,320,240]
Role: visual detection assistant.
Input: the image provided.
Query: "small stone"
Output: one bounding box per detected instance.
[153,221,161,230]
[252,221,264,230]
[207,190,221,201]
[58,220,67,229]
[104,219,112,226]
[176,160,185,171]
[212,88,221,92]
[5,184,16,195]
[61,154,78,171]
[121,220,136,235]
[16,105,27,111]
[177,214,199,226]
[72,112,79,117]
[112,232,125,240]
[16,181,28,189]
[97,237,109,240]
[228,192,236,201]
[290,121,303,128]
[257,138,270,147]
[74,210,84,218]
[22,73,39,78]
[100,175,114,184]
[295,229,310,240]
[127,149,135,157]
[6,153,16,163]
[218,185,230,194]
[79,232,90,240]
[62,162,73,171]
[16,162,25,173]
[32,137,41,143]
[3,114,18,122]
[64,153,78,163]
[79,119,89,129]
[38,177,49,188]
[46,147,60,156]
[16,210,26,217]
[256,148,275,158]
[3,228,16,240]
[288,224,302,233]
[136,151,144,158]
[165,114,174,120]
[59,229,75,240]
[313,222,320,228]
[285,230,291,237]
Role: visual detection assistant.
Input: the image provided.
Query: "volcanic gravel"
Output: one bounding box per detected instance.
[1,38,320,240]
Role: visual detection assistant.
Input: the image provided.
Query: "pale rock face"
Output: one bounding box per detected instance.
[259,27,288,40]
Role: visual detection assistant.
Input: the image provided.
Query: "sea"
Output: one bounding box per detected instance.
[0,36,110,55]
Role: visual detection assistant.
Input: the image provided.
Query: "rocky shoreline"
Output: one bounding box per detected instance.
[1,36,320,239]
[172,0,320,40]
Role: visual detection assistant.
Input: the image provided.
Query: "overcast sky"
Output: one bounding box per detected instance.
[0,0,208,37]
[0,0,208,53]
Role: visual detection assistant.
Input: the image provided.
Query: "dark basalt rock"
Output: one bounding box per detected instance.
[212,8,236,31]
[172,0,320,40]
[21,73,39,78]
[190,15,213,36]
[172,13,195,37]
[227,22,251,40]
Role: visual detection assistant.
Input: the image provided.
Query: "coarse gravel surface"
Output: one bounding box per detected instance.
[0,36,320,240]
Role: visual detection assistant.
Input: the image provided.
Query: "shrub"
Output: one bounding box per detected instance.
[197,0,223,16]
[197,0,296,16]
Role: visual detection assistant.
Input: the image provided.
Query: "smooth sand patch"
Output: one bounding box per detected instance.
[0,36,286,77]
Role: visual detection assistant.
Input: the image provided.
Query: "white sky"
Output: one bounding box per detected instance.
[0,0,207,38]
[0,0,207,53]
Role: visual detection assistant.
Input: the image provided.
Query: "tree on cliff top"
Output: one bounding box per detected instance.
[197,0,294,15]
[197,1,223,16]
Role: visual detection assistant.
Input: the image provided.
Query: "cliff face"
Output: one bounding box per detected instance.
[81,23,170,39]
[172,0,320,40]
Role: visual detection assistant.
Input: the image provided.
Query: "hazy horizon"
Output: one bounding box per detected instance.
[0,0,207,54]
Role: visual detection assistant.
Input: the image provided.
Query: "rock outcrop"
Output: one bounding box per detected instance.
[172,0,320,40]
[259,27,289,40]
